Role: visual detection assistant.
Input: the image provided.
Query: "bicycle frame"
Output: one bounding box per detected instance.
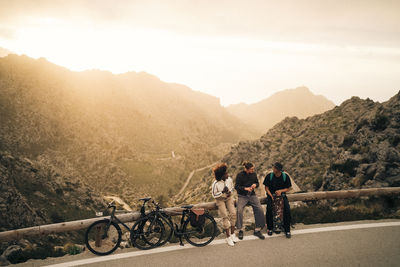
[102,205,131,236]
[109,199,149,232]
[147,208,201,246]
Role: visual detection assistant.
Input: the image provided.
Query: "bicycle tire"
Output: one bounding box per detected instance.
[130,216,165,250]
[155,212,174,246]
[85,219,122,256]
[183,213,217,247]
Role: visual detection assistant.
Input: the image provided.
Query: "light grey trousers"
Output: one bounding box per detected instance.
[236,194,265,230]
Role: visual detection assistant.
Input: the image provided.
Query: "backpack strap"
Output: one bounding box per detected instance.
[282,171,287,183]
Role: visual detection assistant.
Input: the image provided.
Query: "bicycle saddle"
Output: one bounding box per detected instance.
[181,205,194,209]
[139,197,152,202]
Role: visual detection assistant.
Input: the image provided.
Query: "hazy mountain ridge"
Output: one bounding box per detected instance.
[0,48,11,57]
[227,86,335,132]
[176,92,400,204]
[0,54,256,212]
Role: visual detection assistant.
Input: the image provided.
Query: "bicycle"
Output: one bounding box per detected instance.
[85,199,164,255]
[131,200,217,248]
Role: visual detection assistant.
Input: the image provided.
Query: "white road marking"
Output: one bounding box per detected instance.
[44,221,400,267]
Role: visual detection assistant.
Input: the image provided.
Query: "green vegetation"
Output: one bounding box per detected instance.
[341,134,356,149]
[331,159,360,177]
[312,176,323,190]
[371,113,390,131]
[389,135,400,147]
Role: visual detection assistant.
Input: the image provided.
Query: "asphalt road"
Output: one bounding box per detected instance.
[16,220,400,267]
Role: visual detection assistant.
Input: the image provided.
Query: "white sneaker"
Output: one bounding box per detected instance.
[226,237,235,246]
[231,233,239,243]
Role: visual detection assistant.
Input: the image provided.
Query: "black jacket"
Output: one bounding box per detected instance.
[235,171,259,196]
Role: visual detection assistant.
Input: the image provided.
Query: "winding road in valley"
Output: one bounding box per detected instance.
[176,161,219,196]
[103,196,133,211]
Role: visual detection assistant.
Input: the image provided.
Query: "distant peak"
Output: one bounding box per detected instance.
[294,86,311,92]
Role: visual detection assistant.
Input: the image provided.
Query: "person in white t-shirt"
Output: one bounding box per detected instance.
[212,163,239,246]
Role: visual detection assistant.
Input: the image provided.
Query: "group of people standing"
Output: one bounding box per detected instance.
[211,161,292,246]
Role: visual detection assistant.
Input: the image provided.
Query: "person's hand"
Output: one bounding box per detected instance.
[276,190,281,196]
[251,184,257,189]
[245,187,252,192]
[267,193,274,200]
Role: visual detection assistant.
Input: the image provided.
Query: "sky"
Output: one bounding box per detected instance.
[0,0,399,106]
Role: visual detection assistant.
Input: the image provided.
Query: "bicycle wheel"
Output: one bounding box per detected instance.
[85,219,122,256]
[183,213,217,247]
[156,213,174,247]
[130,216,165,250]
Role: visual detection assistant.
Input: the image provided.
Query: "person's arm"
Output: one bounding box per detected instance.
[235,173,252,192]
[226,178,234,196]
[275,188,289,196]
[212,182,225,199]
[234,173,245,192]
[263,175,274,199]
[265,186,274,199]
[276,173,292,196]
[250,173,259,190]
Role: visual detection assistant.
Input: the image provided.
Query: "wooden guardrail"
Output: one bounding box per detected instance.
[1,187,399,242]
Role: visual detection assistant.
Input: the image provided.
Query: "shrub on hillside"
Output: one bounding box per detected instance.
[371,113,389,131]
[331,159,359,177]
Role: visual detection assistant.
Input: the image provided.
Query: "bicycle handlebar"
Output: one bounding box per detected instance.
[107,200,116,208]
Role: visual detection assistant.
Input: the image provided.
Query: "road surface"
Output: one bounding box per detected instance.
[15,219,400,267]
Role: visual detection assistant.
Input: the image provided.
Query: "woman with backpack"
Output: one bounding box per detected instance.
[212,163,239,246]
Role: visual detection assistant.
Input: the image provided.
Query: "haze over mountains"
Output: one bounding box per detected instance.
[0,53,343,230]
[0,54,258,211]
[0,47,11,58]
[227,87,335,132]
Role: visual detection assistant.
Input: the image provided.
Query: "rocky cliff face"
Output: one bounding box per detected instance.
[224,92,400,192]
[0,152,105,231]
[178,92,400,205]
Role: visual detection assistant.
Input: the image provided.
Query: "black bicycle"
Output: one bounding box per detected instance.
[131,200,217,248]
[85,199,164,255]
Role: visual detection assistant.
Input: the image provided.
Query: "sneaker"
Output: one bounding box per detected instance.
[226,237,235,246]
[254,231,265,240]
[238,230,244,240]
[267,230,273,236]
[285,232,291,239]
[231,233,239,243]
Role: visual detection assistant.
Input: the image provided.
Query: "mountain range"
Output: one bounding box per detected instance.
[175,91,400,205]
[0,54,259,211]
[226,86,335,132]
[0,53,341,231]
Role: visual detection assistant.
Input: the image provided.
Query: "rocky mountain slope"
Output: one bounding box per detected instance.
[0,54,257,211]
[0,152,105,231]
[176,92,400,204]
[226,87,335,132]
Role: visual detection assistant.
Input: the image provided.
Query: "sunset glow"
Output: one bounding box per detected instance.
[0,1,399,106]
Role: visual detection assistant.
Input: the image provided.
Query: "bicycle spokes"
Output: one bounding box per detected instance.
[85,220,122,255]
